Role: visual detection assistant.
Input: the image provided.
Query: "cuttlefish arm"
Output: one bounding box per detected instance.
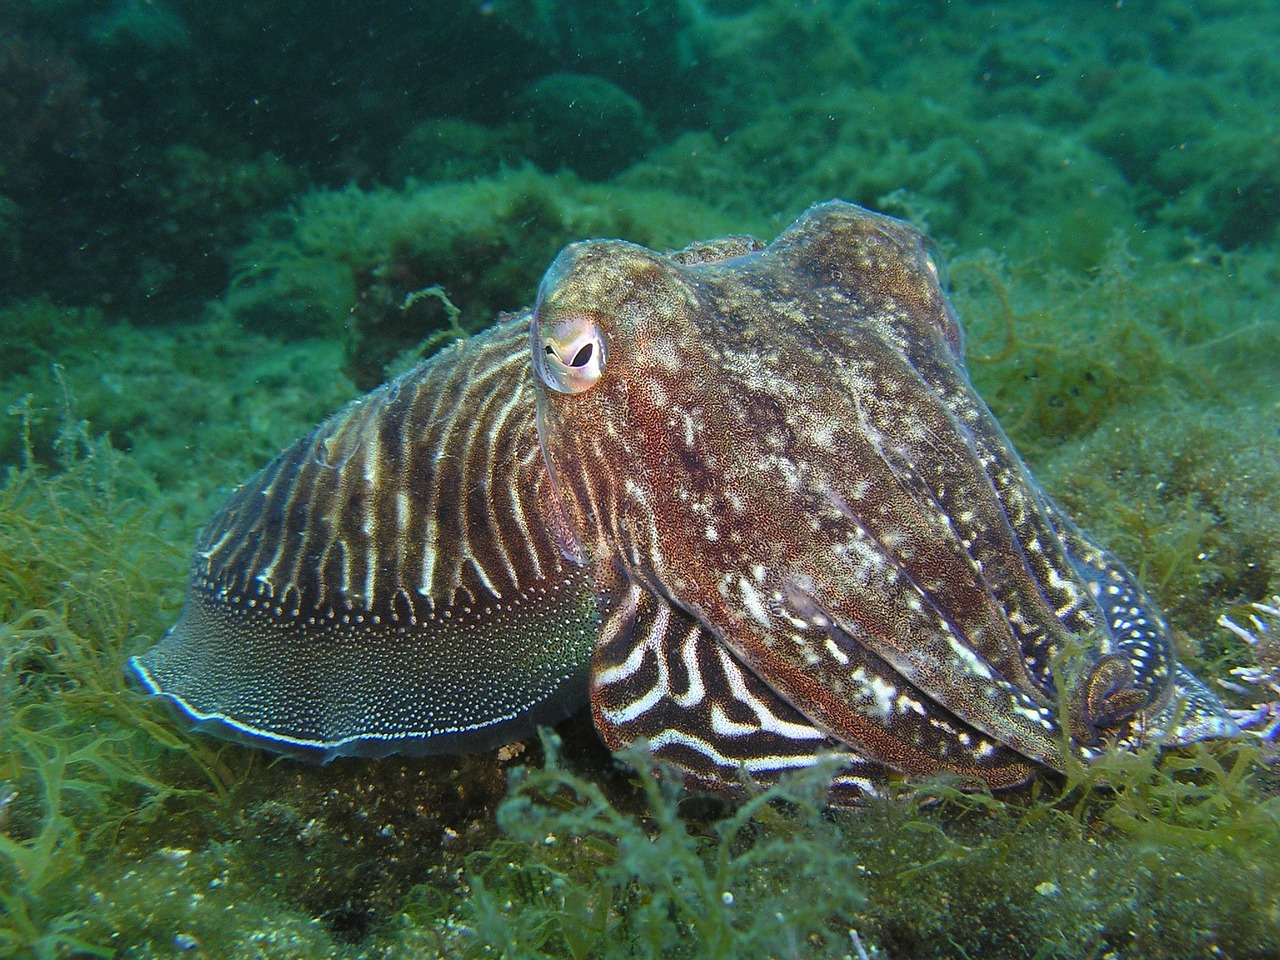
[589,569,1040,798]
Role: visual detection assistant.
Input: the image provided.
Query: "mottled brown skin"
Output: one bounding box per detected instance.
[532,201,1236,799]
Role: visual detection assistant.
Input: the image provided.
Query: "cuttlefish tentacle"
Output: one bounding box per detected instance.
[1040,499,1180,735]
[590,574,889,802]
[733,209,1181,761]
[532,224,1074,771]
[591,570,1040,794]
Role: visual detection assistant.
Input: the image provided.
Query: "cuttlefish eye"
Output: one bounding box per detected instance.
[535,316,608,394]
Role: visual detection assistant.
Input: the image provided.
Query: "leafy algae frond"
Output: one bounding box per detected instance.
[449,732,867,960]
[0,392,234,956]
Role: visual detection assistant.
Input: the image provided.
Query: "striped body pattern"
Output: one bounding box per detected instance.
[132,200,1238,802]
[133,319,599,757]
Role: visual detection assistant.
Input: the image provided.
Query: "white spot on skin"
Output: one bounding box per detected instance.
[680,410,696,447]
[824,637,850,665]
[896,693,926,716]
[810,419,837,448]
[395,490,410,533]
[738,577,771,629]
[869,676,897,719]
[651,336,681,372]
[780,609,810,630]
[848,478,871,501]
[624,477,650,506]
[946,632,994,679]
[647,380,669,408]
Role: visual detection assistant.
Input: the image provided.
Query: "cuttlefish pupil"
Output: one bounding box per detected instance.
[129,200,1240,805]
[536,315,608,395]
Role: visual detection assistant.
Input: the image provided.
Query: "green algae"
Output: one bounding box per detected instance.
[437,732,1280,960]
[0,306,352,493]
[5,0,1279,318]
[220,168,748,335]
[452,734,866,960]
[0,409,234,957]
[950,235,1278,458]
[218,167,750,387]
[620,92,1137,273]
[3,1,1280,956]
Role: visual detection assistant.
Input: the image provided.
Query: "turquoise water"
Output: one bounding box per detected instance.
[1,1,1278,957]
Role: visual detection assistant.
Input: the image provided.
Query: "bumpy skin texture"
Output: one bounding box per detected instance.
[531,201,1237,800]
[131,201,1237,803]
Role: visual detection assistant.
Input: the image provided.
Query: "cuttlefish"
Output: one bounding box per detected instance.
[130,201,1238,803]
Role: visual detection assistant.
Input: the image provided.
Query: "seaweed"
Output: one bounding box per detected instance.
[0,0,1278,956]
[447,733,868,960]
[952,239,1203,456]
[217,168,746,388]
[405,717,1280,960]
[0,308,352,488]
[0,394,238,956]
